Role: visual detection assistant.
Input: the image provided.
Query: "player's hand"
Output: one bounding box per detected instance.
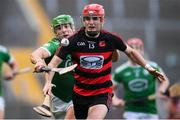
[43,82,52,95]
[34,61,46,72]
[112,96,125,107]
[147,67,165,82]
[4,71,16,80]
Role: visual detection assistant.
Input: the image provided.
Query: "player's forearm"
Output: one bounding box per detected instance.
[45,71,54,85]
[30,52,44,64]
[30,48,49,64]
[158,74,169,93]
[125,46,158,72]
[46,56,62,83]
[48,55,62,68]
[125,47,147,67]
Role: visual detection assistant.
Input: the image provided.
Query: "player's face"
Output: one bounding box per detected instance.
[83,16,103,33]
[54,23,74,39]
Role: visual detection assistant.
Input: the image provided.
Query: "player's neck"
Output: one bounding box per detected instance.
[85,31,100,38]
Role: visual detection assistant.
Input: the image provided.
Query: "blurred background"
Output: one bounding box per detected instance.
[0,0,180,119]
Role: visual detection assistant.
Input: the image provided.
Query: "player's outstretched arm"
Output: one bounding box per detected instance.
[30,48,50,64]
[5,58,18,80]
[157,70,169,94]
[30,48,50,72]
[124,45,166,81]
[45,55,63,95]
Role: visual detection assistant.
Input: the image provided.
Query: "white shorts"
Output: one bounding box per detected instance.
[51,94,73,119]
[123,111,159,120]
[0,97,5,111]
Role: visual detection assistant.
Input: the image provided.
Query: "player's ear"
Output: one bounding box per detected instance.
[101,17,105,23]
[80,16,85,27]
[100,17,105,28]
[53,29,57,34]
[51,25,56,33]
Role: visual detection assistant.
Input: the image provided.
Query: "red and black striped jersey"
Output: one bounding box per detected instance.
[56,27,127,96]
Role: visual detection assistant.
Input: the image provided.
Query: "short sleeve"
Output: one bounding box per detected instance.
[0,46,13,63]
[111,33,127,51]
[41,39,60,56]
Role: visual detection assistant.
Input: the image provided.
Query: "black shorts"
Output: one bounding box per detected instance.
[72,92,113,119]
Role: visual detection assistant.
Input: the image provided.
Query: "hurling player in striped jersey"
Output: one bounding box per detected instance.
[34,4,167,119]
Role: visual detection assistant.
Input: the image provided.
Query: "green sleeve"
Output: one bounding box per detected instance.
[0,46,12,63]
[112,68,123,84]
[41,38,60,56]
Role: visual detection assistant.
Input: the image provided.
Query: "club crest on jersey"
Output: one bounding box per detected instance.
[99,41,106,47]
[80,55,104,69]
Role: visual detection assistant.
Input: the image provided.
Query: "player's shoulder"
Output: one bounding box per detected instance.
[43,38,59,47]
[101,29,123,40]
[114,61,130,73]
[0,45,8,53]
[101,29,114,37]
[49,38,60,45]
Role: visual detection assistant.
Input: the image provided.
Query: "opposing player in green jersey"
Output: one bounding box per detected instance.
[30,15,75,119]
[0,45,18,119]
[112,38,169,119]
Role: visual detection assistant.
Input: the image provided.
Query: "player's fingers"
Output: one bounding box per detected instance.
[156,71,165,80]
[155,71,164,77]
[34,61,46,72]
[148,94,156,100]
[43,87,49,95]
[34,65,45,72]
[43,89,47,96]
[34,66,40,72]
[157,75,165,82]
[152,70,164,80]
[4,75,13,80]
[48,89,52,96]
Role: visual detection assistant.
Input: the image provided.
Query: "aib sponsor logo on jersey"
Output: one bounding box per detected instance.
[80,55,104,69]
